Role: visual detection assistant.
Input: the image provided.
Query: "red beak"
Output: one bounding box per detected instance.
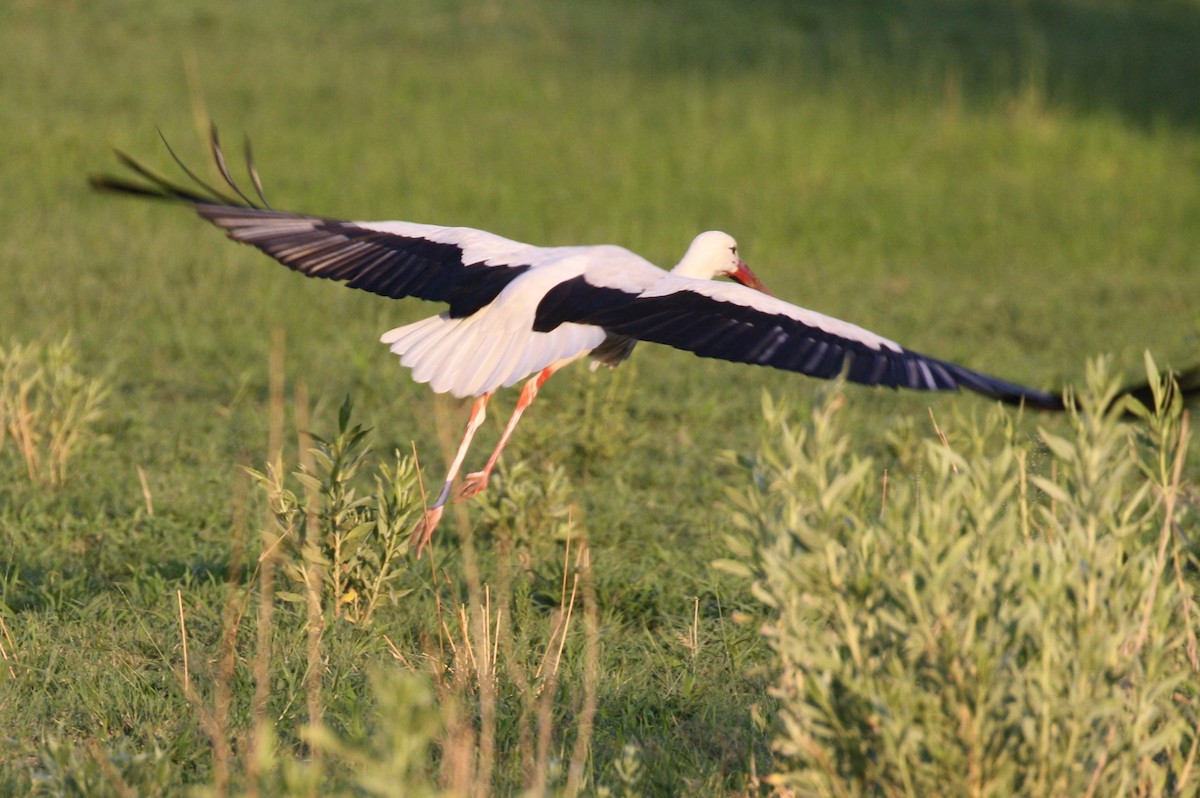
[730,260,771,295]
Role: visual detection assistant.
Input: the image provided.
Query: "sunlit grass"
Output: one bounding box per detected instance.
[1,0,1199,794]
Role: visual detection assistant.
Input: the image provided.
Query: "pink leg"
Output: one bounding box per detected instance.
[411,393,490,557]
[458,366,558,500]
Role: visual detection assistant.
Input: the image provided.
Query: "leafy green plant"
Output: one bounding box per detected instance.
[724,357,1199,797]
[0,336,109,487]
[249,398,417,626]
[192,670,452,798]
[301,670,449,798]
[476,459,577,550]
[23,736,180,798]
[595,744,647,798]
[237,393,601,797]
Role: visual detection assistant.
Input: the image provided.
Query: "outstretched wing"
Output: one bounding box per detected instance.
[90,129,539,318]
[534,272,1064,409]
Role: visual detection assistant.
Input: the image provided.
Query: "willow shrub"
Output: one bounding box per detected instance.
[721,357,1198,797]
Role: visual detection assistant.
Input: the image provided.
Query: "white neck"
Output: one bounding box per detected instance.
[671,231,736,280]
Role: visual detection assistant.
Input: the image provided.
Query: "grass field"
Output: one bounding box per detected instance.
[2,0,1199,795]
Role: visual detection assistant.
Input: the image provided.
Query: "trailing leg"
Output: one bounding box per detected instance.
[458,366,558,500]
[410,393,490,556]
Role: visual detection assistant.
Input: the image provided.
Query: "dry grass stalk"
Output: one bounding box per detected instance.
[267,326,287,470]
[564,537,599,798]
[214,469,250,796]
[383,634,415,671]
[529,560,581,796]
[0,338,108,486]
[245,546,278,798]
[246,329,287,797]
[1017,449,1031,538]
[493,537,537,782]
[529,525,597,797]
[462,518,496,798]
[426,392,497,796]
[4,375,40,482]
[1171,529,1200,673]
[681,595,700,658]
[136,465,154,516]
[169,455,252,798]
[1082,724,1119,798]
[295,380,326,777]
[0,612,19,681]
[84,738,137,798]
[539,571,579,683]
[423,483,600,796]
[530,649,562,798]
[173,468,253,797]
[438,683,478,794]
[1129,411,1189,659]
[429,586,482,792]
[927,406,958,474]
[1178,734,1200,792]
[177,612,232,798]
[176,589,190,686]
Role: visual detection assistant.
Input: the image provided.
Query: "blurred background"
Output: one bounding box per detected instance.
[2,0,1199,794]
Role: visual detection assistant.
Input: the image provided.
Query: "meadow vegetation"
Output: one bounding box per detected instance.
[724,359,1198,796]
[2,0,1199,795]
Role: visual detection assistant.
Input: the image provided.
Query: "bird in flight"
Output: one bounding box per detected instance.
[95,130,1078,555]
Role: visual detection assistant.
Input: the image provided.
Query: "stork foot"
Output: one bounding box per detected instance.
[456,470,491,501]
[410,505,444,559]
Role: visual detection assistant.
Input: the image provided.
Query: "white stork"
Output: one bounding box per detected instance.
[94,131,1070,555]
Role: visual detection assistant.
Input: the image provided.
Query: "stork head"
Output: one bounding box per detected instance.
[672,231,768,292]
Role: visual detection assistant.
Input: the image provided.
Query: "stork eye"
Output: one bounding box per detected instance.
[729,245,737,255]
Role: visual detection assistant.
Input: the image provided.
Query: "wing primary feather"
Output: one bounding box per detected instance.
[905,359,922,389]
[243,133,271,209]
[157,129,242,206]
[93,149,215,204]
[88,172,188,201]
[918,360,936,390]
[209,124,262,209]
[860,352,890,385]
[742,326,786,362]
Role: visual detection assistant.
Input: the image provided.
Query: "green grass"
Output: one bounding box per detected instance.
[2,0,1199,794]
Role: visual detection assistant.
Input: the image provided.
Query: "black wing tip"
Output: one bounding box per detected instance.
[89,160,211,205]
[90,126,271,211]
[1174,365,1200,398]
[943,360,1200,417]
[88,173,170,198]
[1109,363,1200,415]
[924,357,1065,411]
